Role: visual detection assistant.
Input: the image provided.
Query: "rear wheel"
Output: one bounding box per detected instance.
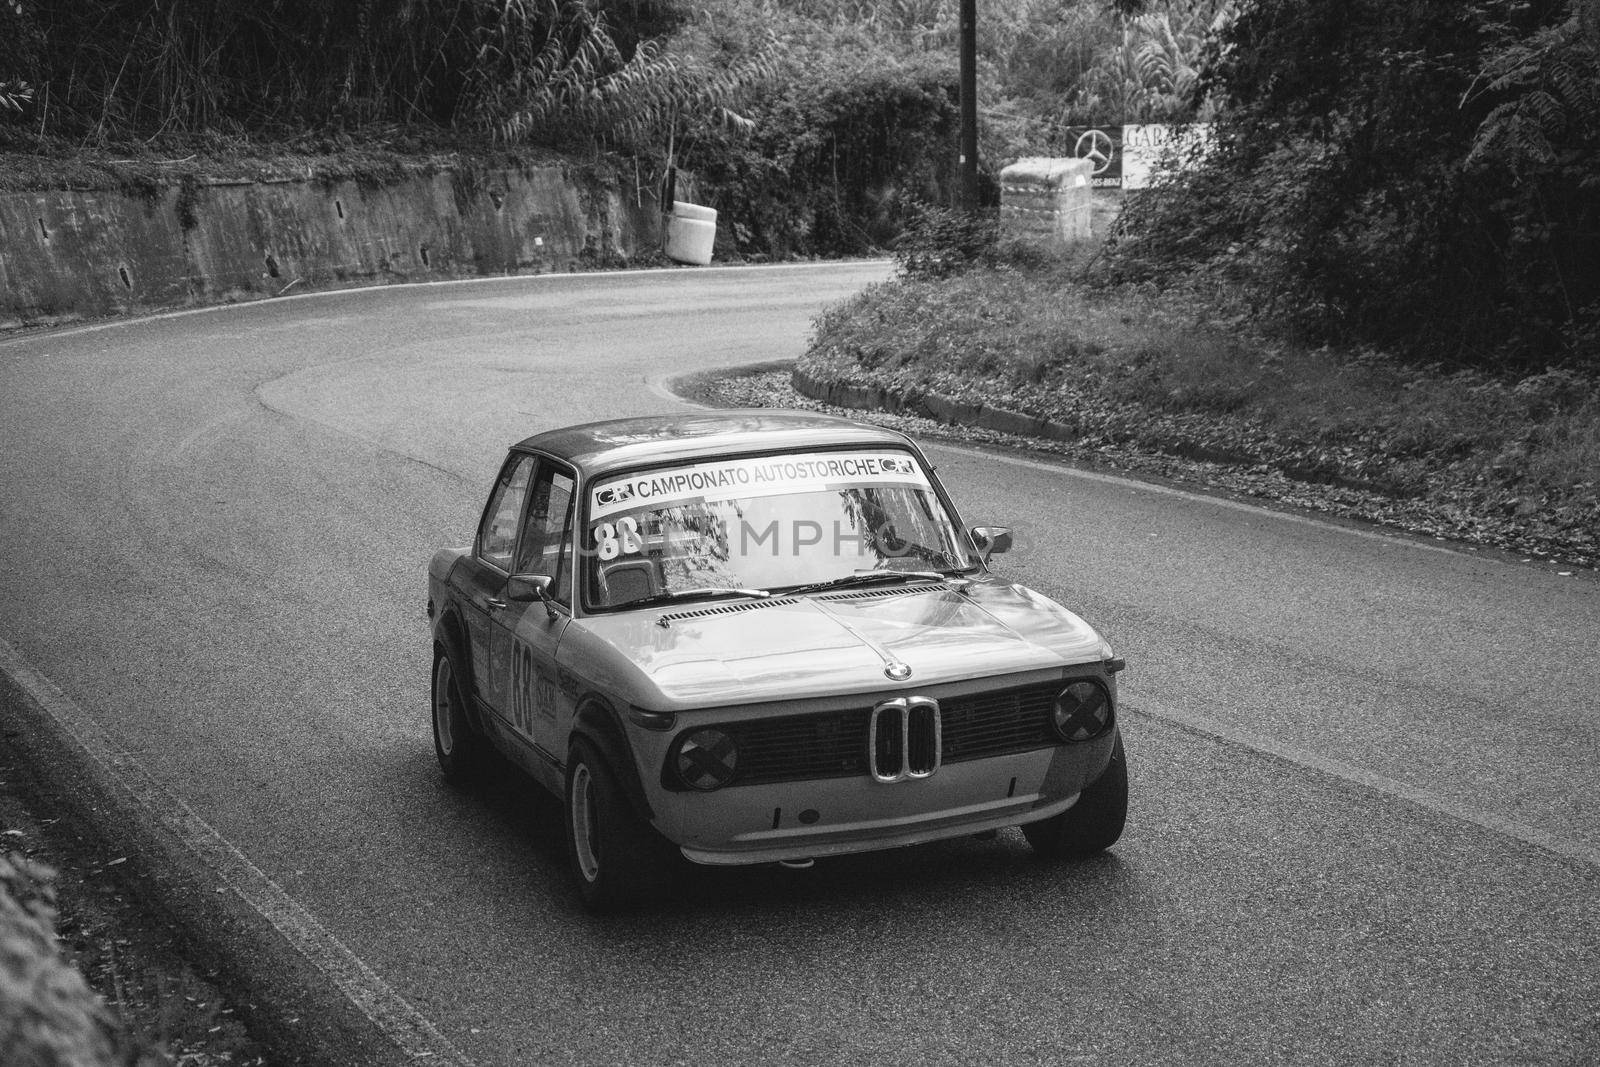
[431,642,488,786]
[1022,733,1128,859]
[564,739,679,912]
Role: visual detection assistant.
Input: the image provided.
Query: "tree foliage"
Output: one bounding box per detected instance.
[1107,0,1600,370]
[0,0,973,256]
[679,48,961,257]
[0,0,685,137]
[1467,0,1600,360]
[483,29,779,156]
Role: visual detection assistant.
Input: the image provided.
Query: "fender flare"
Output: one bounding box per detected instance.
[570,698,654,823]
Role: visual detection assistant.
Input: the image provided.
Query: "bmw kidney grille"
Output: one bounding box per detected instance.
[869,697,941,782]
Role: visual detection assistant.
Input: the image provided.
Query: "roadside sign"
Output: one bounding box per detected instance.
[1122,124,1212,189]
[1061,124,1212,189]
[1066,127,1123,188]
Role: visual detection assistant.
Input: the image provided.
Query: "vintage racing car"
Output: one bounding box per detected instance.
[427,410,1128,909]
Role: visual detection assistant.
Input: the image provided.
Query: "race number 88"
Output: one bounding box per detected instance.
[594,516,643,560]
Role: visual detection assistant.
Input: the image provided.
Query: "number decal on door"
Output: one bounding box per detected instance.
[510,641,556,736]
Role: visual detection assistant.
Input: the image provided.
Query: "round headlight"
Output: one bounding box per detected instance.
[675,727,740,790]
[1053,681,1111,742]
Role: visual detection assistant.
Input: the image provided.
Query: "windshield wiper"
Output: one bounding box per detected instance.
[780,570,951,596]
[623,586,772,610]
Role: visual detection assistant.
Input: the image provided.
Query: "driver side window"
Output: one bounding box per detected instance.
[514,463,577,605]
[477,454,535,572]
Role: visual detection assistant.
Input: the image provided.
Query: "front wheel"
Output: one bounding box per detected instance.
[565,740,679,912]
[431,642,488,786]
[1022,733,1128,859]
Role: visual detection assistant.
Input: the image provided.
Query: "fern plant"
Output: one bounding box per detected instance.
[488,33,777,157]
[1464,0,1600,364]
[1467,0,1600,176]
[1036,0,1232,127]
[0,80,31,116]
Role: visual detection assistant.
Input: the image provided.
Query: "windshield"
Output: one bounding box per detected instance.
[583,449,974,609]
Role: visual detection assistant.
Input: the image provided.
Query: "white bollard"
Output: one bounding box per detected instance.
[664,201,717,265]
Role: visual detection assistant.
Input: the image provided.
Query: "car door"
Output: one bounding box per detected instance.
[497,459,577,771]
[455,452,536,717]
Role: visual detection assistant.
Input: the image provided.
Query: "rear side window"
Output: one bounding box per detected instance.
[477,454,535,571]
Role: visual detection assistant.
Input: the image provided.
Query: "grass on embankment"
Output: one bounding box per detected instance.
[801,260,1600,568]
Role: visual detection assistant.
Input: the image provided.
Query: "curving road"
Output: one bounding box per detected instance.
[2,265,1598,1066]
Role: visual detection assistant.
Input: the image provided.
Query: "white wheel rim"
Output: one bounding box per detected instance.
[571,764,600,883]
[433,658,455,756]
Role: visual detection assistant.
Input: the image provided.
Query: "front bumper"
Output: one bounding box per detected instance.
[653,730,1117,866]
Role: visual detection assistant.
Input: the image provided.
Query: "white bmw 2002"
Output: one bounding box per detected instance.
[427,410,1127,910]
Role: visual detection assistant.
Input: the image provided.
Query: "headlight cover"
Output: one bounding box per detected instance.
[1052,680,1113,743]
[674,727,740,790]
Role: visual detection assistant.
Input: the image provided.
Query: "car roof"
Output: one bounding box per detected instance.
[513,409,919,477]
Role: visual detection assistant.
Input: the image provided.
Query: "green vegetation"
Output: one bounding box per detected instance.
[792,0,1598,564]
[0,0,684,137]
[656,0,1231,254]
[7,0,1591,346]
[802,258,1599,564]
[0,0,1222,256]
[1109,0,1600,371]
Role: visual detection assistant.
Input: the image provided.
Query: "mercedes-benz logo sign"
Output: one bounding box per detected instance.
[1073,129,1115,175]
[885,662,913,681]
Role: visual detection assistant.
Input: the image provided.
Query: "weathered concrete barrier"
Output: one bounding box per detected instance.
[0,163,665,328]
[998,157,1093,244]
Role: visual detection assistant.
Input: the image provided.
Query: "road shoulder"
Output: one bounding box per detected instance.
[0,661,417,1066]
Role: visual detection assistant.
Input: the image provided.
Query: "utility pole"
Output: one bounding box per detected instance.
[958,0,979,211]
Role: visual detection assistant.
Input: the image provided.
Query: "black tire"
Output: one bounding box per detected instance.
[1022,733,1128,860]
[431,641,489,786]
[564,739,679,912]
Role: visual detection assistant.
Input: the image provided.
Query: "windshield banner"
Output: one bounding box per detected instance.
[589,451,929,522]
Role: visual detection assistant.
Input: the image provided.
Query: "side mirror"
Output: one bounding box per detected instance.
[969,526,1013,563]
[506,574,558,619]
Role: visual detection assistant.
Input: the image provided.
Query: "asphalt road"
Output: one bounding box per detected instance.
[2,265,1597,1066]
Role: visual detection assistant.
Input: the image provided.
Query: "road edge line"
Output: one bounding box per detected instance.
[0,637,475,1066]
[1125,696,1600,871]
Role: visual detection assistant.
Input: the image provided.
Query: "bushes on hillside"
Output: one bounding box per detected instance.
[1106,0,1600,372]
[681,53,960,257]
[0,0,1237,260]
[0,0,960,258]
[0,0,684,136]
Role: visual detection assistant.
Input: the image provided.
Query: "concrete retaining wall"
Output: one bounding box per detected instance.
[0,164,665,328]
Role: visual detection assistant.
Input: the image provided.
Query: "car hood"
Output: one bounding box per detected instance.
[570,579,1105,710]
